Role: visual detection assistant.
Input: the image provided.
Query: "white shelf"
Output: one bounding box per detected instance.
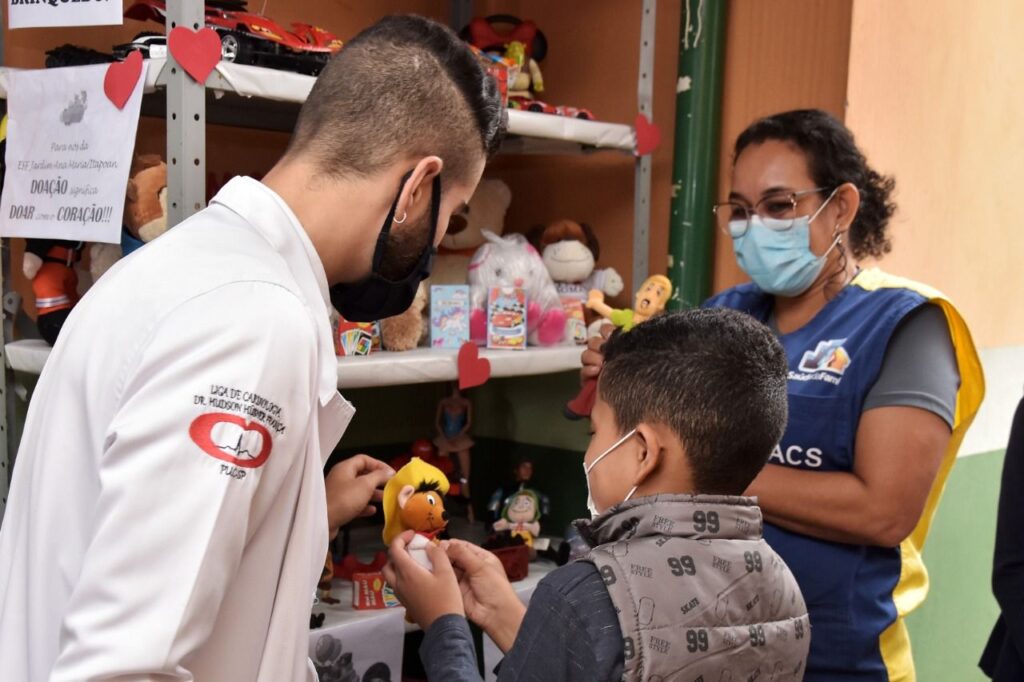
[5,339,582,389]
[0,59,636,153]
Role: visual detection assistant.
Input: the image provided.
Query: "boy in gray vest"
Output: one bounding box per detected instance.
[385,308,810,681]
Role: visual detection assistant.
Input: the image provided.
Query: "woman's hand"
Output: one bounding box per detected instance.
[382,532,465,630]
[580,324,612,382]
[445,539,526,653]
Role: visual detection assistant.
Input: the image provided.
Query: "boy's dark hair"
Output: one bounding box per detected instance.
[734,108,897,260]
[287,15,506,184]
[599,309,788,495]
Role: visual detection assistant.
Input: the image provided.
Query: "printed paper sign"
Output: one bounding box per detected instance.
[1,62,147,243]
[310,608,405,682]
[9,0,124,30]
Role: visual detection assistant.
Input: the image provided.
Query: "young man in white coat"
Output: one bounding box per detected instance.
[0,15,504,681]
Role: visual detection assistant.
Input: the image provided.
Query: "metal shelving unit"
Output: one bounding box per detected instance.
[0,0,658,518]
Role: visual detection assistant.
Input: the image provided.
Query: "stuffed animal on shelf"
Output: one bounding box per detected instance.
[90,154,169,283]
[431,178,512,287]
[23,239,85,346]
[382,457,450,571]
[379,281,427,351]
[528,218,624,307]
[488,458,550,523]
[565,275,673,420]
[493,489,543,548]
[467,231,566,346]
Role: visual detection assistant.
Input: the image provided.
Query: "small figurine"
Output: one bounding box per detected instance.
[23,239,85,346]
[317,552,339,605]
[488,458,549,523]
[433,385,473,502]
[493,489,542,548]
[382,457,450,571]
[565,275,673,419]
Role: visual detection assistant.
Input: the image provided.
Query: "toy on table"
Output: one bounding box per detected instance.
[487,286,528,350]
[493,489,542,548]
[488,458,550,523]
[468,231,565,346]
[434,385,474,508]
[565,275,673,420]
[317,552,339,605]
[430,284,471,349]
[23,239,85,346]
[382,457,450,572]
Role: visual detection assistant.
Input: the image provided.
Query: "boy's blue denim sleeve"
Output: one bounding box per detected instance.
[420,614,482,682]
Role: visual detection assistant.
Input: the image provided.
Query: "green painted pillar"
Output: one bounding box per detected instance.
[667,0,727,310]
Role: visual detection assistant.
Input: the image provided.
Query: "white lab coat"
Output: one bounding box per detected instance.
[0,177,354,681]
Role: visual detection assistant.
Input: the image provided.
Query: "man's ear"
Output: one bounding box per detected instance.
[396,156,444,220]
[632,423,663,488]
[398,484,416,509]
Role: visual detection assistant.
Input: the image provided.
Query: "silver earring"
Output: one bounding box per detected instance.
[394,211,407,224]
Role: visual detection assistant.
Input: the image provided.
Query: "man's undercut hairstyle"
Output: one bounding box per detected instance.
[287,15,506,184]
[599,309,789,495]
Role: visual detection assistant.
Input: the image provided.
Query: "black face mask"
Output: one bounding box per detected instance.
[330,172,441,322]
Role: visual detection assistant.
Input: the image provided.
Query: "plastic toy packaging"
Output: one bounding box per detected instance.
[468,231,566,346]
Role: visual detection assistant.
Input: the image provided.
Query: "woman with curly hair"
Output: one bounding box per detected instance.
[701,109,985,680]
[583,109,984,680]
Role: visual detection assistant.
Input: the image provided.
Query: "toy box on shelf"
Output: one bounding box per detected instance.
[430,285,470,349]
[335,318,381,357]
[487,287,527,350]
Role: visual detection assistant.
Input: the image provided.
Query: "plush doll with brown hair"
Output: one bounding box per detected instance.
[527,219,624,304]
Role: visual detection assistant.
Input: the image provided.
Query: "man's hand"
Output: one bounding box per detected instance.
[445,539,526,653]
[382,531,464,630]
[580,324,612,382]
[325,455,394,536]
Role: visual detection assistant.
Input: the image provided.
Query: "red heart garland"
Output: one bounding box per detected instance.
[458,342,491,390]
[634,113,662,156]
[168,26,222,85]
[103,50,143,110]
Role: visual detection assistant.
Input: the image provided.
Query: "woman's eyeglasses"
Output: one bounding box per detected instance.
[713,187,831,238]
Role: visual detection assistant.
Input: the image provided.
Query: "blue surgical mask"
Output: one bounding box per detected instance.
[731,190,839,297]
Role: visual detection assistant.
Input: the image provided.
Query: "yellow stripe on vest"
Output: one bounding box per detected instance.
[852,268,985,681]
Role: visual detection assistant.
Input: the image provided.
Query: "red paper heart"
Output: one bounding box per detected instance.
[189,412,273,468]
[634,113,661,156]
[103,50,143,110]
[458,342,491,390]
[168,26,222,84]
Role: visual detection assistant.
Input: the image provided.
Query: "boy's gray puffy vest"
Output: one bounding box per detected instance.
[576,494,810,681]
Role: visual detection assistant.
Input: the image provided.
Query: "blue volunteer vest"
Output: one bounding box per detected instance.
[706,268,983,681]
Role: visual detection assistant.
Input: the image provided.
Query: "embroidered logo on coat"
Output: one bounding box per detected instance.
[791,338,852,385]
[189,412,273,468]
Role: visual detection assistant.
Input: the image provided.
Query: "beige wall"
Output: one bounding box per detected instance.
[846,0,1024,349]
[711,0,853,293]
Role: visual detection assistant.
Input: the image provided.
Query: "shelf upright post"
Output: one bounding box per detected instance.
[166,0,208,228]
[632,0,657,292]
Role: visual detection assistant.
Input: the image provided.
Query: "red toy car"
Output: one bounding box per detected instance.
[124,0,342,75]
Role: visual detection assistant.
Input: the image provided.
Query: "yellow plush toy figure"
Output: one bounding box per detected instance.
[383,457,450,571]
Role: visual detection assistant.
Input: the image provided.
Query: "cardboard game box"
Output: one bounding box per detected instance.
[561,296,587,345]
[430,284,471,349]
[335,318,381,357]
[351,572,400,610]
[487,286,527,350]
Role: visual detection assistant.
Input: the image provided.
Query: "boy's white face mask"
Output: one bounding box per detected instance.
[583,429,638,519]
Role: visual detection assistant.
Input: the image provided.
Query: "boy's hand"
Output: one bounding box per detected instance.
[325,455,393,536]
[580,324,613,382]
[445,539,526,653]
[383,532,464,630]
